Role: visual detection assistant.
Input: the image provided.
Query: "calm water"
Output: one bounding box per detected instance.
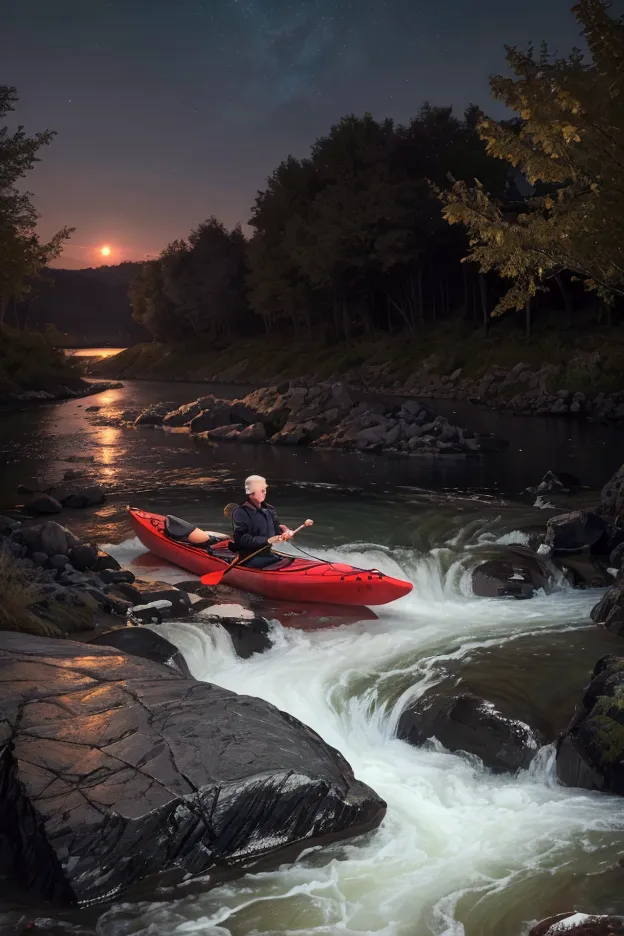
[64,347,127,358]
[2,377,624,936]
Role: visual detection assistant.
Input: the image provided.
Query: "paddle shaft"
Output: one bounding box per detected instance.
[200,521,310,585]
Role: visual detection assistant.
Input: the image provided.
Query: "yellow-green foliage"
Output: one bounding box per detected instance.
[440,0,624,314]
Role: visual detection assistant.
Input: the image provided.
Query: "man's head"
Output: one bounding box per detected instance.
[245,474,267,503]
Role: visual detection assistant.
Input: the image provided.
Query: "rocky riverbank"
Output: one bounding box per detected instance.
[94,379,509,457]
[91,334,624,425]
[0,378,123,408]
[3,460,624,919]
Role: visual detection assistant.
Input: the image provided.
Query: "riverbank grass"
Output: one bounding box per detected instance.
[91,316,624,395]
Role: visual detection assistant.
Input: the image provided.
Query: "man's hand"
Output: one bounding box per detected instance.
[268,535,283,545]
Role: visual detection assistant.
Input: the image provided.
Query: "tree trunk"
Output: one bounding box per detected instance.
[555,275,573,327]
[479,274,489,336]
[417,267,424,327]
[463,265,471,320]
[525,298,532,341]
[0,294,8,325]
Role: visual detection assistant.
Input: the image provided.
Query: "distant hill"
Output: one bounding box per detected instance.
[14,262,150,346]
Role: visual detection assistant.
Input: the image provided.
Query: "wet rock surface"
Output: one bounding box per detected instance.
[397,691,541,773]
[528,913,624,936]
[0,632,386,907]
[472,545,553,599]
[89,627,192,677]
[556,653,624,795]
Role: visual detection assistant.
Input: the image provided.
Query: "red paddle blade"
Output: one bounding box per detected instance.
[200,570,226,586]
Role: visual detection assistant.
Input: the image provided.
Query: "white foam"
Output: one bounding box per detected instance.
[95,533,620,936]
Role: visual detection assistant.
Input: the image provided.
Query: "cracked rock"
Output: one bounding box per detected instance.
[0,633,385,907]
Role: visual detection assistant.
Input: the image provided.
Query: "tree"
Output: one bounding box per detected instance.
[439,0,624,315]
[0,87,72,322]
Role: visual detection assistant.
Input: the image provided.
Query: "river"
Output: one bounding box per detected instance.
[2,377,624,936]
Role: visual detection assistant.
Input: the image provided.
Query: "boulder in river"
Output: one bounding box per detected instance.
[89,626,191,677]
[397,692,541,773]
[528,913,624,936]
[591,571,624,636]
[556,653,624,794]
[599,462,624,522]
[472,545,553,599]
[0,632,386,907]
[544,510,608,554]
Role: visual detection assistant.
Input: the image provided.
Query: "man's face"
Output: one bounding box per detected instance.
[250,481,267,503]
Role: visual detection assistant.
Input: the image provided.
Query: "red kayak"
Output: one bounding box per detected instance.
[127,506,413,607]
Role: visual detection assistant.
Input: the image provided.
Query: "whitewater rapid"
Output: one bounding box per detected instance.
[98,531,624,936]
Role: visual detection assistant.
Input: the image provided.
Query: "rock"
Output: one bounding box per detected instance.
[108,579,192,618]
[556,653,624,794]
[26,493,63,514]
[12,521,80,558]
[0,515,20,536]
[57,486,106,509]
[91,549,121,573]
[528,914,624,936]
[545,511,608,554]
[207,423,244,441]
[162,400,205,427]
[89,627,191,677]
[63,469,84,481]
[98,568,136,585]
[46,554,70,573]
[134,411,165,426]
[237,422,267,443]
[68,544,99,571]
[472,546,552,599]
[590,569,624,635]
[556,554,613,589]
[85,405,100,412]
[197,611,274,658]
[397,692,540,773]
[600,463,624,521]
[0,632,385,906]
[30,551,49,567]
[127,603,164,626]
[531,470,581,496]
[189,400,234,433]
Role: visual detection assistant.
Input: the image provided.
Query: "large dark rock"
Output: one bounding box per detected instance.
[545,510,608,554]
[0,633,385,907]
[26,494,63,515]
[556,554,613,589]
[556,653,624,794]
[198,612,274,658]
[528,913,624,936]
[600,463,624,521]
[591,570,624,636]
[12,521,80,558]
[472,546,552,599]
[108,579,192,618]
[188,400,233,433]
[89,627,191,677]
[397,692,540,773]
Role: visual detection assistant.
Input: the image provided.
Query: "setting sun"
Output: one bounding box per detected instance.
[100,245,111,257]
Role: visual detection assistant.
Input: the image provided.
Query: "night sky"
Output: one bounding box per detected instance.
[4,0,598,269]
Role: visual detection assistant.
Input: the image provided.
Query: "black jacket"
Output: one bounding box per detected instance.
[232,501,281,557]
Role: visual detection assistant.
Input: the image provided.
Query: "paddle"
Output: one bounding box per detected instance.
[200,519,313,586]
[223,503,238,519]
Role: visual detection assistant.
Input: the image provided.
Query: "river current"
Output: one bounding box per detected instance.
[2,378,624,936]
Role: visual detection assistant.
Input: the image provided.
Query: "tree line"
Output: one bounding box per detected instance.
[129,0,624,345]
[2,0,622,345]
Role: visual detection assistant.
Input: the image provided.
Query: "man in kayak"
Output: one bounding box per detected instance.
[231,474,294,568]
